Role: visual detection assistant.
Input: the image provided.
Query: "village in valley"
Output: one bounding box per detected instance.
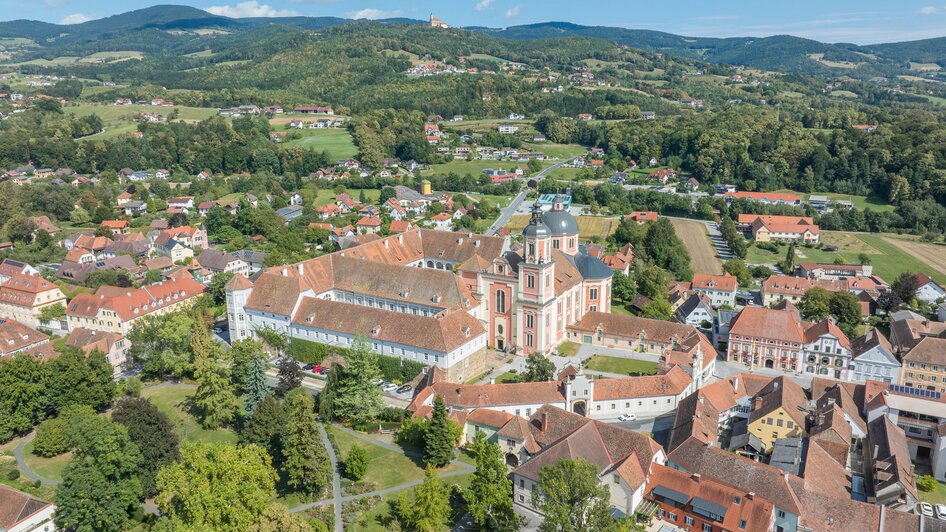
[2,5,946,532]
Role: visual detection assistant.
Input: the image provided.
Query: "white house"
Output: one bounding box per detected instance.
[850,329,900,383]
[914,273,946,304]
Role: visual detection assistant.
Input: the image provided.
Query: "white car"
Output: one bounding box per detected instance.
[371,378,384,386]
[618,413,637,422]
[920,503,934,517]
[382,382,398,392]
[936,504,946,520]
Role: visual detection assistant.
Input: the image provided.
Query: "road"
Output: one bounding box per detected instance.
[487,159,569,235]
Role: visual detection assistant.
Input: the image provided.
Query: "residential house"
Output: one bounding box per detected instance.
[648,169,677,184]
[691,273,737,308]
[0,273,67,330]
[388,220,414,233]
[122,200,148,216]
[197,200,217,216]
[761,274,885,316]
[355,216,382,234]
[850,329,899,383]
[898,336,946,393]
[66,327,130,376]
[623,211,659,224]
[864,416,919,511]
[498,124,519,134]
[0,258,39,283]
[276,205,304,223]
[674,293,714,330]
[429,212,453,231]
[912,273,946,304]
[66,277,205,335]
[154,169,170,179]
[116,191,133,206]
[197,248,248,279]
[100,220,129,235]
[797,262,873,280]
[738,214,819,243]
[167,196,194,212]
[230,250,267,275]
[0,319,54,359]
[745,377,809,452]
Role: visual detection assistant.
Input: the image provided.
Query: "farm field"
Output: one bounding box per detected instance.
[524,142,586,159]
[670,218,723,274]
[67,103,217,140]
[505,214,618,240]
[877,236,946,278]
[283,129,358,160]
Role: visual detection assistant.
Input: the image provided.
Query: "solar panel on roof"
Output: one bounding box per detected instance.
[888,384,942,400]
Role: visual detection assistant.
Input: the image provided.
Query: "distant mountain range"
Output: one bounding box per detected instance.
[2,5,944,75]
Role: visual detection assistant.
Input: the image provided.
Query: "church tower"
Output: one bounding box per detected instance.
[519,203,556,354]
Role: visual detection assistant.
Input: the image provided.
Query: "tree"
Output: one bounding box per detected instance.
[231,339,265,386]
[636,266,670,300]
[892,272,920,305]
[54,417,143,532]
[798,287,831,321]
[344,444,369,481]
[918,475,938,492]
[45,347,115,415]
[155,442,277,532]
[38,302,65,325]
[523,352,556,381]
[465,432,519,530]
[282,392,331,496]
[642,218,692,280]
[112,397,180,497]
[4,215,37,244]
[829,291,863,337]
[722,259,751,287]
[857,253,872,266]
[240,394,287,462]
[611,271,636,303]
[393,465,451,532]
[533,459,616,532]
[0,354,46,441]
[208,271,235,305]
[782,242,796,272]
[243,351,270,415]
[255,503,325,532]
[324,338,384,424]
[128,311,195,378]
[424,396,455,467]
[641,298,673,320]
[32,404,95,457]
[276,356,302,397]
[192,321,237,429]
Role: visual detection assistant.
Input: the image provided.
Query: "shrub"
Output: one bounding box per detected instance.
[344,445,369,481]
[287,337,332,364]
[395,417,429,450]
[31,405,95,457]
[378,407,406,423]
[917,475,938,492]
[377,355,426,383]
[5,468,19,481]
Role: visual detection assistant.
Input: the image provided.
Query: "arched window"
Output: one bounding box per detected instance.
[495,290,506,313]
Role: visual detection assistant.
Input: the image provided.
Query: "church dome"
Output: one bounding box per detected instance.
[542,208,579,236]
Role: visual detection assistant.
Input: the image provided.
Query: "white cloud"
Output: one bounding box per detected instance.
[59,13,94,24]
[505,4,522,18]
[918,6,938,15]
[205,1,298,18]
[474,0,493,11]
[346,8,403,19]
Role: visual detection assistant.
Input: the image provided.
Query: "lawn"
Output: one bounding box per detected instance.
[584,355,658,375]
[557,341,579,357]
[141,384,238,445]
[22,441,72,482]
[524,142,587,159]
[920,480,946,506]
[67,103,217,140]
[423,158,552,177]
[328,426,462,493]
[744,231,946,285]
[309,188,381,207]
[345,473,473,532]
[773,189,893,213]
[282,129,358,161]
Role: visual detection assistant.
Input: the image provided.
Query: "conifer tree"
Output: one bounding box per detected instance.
[423,395,455,467]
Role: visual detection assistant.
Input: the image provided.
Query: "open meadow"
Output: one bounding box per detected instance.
[670,218,723,274]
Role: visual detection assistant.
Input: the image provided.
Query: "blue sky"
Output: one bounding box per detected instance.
[6,0,946,44]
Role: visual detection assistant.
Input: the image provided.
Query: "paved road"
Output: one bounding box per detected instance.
[487,159,570,236]
[317,423,343,532]
[13,433,60,486]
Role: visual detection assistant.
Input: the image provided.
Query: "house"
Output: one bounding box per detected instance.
[154,169,170,179]
[30,215,59,235]
[0,259,39,283]
[864,416,919,511]
[898,336,946,392]
[715,184,737,194]
[197,248,248,279]
[684,177,700,191]
[623,211,658,224]
[577,113,593,121]
[276,205,304,223]
[0,319,54,359]
[167,196,194,211]
[797,262,873,280]
[648,169,677,184]
[737,214,819,243]
[761,274,884,316]
[66,327,130,376]
[644,463,774,532]
[116,191,133,206]
[641,111,656,120]
[850,329,899,383]
[532,133,546,142]
[229,250,267,275]
[724,191,803,206]
[691,273,737,308]
[355,216,382,234]
[429,212,453,231]
[498,124,519,134]
[155,226,206,251]
[0,484,56,532]
[674,293,714,329]
[388,220,413,233]
[122,200,147,216]
[746,376,808,451]
[912,273,946,304]
[100,220,129,235]
[66,277,205,335]
[0,273,68,330]
[293,105,333,114]
[289,192,303,206]
[197,200,217,216]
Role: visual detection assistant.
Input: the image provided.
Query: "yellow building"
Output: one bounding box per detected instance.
[747,376,808,452]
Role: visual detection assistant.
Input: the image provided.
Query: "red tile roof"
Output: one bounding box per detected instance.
[692,272,737,292]
[729,306,805,343]
[66,277,205,322]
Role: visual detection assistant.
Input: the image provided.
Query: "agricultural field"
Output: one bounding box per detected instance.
[670,218,723,274]
[830,90,859,98]
[283,129,358,160]
[909,62,942,72]
[523,142,586,159]
[505,214,618,240]
[66,103,217,140]
[877,237,946,278]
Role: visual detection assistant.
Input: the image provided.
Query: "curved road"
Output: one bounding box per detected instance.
[13,433,60,486]
[487,159,570,235]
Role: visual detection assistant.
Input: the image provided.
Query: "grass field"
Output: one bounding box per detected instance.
[506,214,617,240]
[775,189,894,213]
[67,103,216,140]
[141,384,238,445]
[670,218,723,274]
[557,341,579,357]
[910,62,942,72]
[283,129,358,160]
[524,142,586,159]
[22,442,72,482]
[584,355,658,375]
[745,231,946,285]
[920,481,946,506]
[309,188,381,207]
[346,473,473,531]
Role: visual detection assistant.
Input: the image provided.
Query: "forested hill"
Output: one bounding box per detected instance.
[2,5,945,78]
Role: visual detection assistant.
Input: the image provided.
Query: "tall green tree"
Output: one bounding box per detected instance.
[208,271,235,305]
[523,353,556,382]
[240,394,287,462]
[782,242,796,272]
[611,271,636,303]
[276,356,302,397]
[112,397,180,497]
[128,311,194,378]
[534,459,616,532]
[192,323,237,429]
[155,442,277,532]
[642,218,692,281]
[45,347,115,415]
[829,290,863,337]
[424,396,455,468]
[393,465,451,532]
[230,339,265,387]
[0,354,47,441]
[465,433,519,530]
[324,338,384,424]
[243,352,269,415]
[344,444,369,481]
[283,391,331,496]
[798,287,831,321]
[54,417,143,532]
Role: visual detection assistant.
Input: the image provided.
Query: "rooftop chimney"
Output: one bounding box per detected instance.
[281,268,288,277]
[746,492,754,500]
[297,263,303,274]
[753,396,763,410]
[540,412,549,432]
[691,473,701,482]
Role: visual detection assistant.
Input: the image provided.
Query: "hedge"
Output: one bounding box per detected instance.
[287,338,427,383]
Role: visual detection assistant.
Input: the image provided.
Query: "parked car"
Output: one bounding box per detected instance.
[311,365,325,374]
[920,503,935,517]
[302,363,315,372]
[936,504,946,520]
[396,384,412,394]
[371,378,384,386]
[212,327,224,334]
[618,413,637,422]
[382,382,398,392]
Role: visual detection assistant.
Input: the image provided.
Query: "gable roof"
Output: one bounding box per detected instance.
[749,376,809,429]
[0,484,53,531]
[692,272,737,292]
